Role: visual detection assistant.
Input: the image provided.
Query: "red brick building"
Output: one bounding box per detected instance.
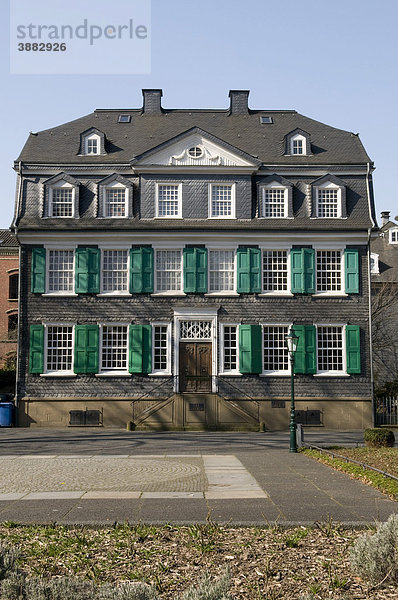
[0,231,19,370]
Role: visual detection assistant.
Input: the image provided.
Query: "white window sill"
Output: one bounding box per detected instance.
[260,372,290,377]
[151,292,185,296]
[208,216,236,220]
[219,372,242,377]
[97,216,129,219]
[205,292,239,297]
[42,216,77,219]
[96,372,131,378]
[154,216,183,219]
[310,217,347,220]
[42,293,78,297]
[40,373,77,378]
[313,373,350,377]
[258,292,293,297]
[258,216,294,220]
[313,292,348,297]
[148,372,172,377]
[97,293,131,297]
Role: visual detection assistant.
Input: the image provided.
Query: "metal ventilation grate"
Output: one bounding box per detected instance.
[69,409,102,426]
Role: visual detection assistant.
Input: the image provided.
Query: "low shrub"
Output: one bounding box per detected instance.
[178,568,232,600]
[349,513,398,585]
[364,428,395,447]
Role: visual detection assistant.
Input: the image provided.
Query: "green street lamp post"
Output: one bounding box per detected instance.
[285,331,299,453]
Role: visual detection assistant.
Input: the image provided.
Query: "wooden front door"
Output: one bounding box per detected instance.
[179,342,212,392]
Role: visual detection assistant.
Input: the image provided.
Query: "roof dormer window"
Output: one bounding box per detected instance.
[79,128,106,156]
[285,129,311,157]
[312,174,347,219]
[390,228,398,244]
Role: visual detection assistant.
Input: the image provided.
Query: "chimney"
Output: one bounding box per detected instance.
[229,90,250,115]
[381,211,390,226]
[142,89,163,114]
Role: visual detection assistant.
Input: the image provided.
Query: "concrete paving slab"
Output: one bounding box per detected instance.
[141,492,203,499]
[0,493,27,501]
[205,490,268,499]
[0,500,79,523]
[139,499,208,523]
[82,491,141,499]
[207,499,282,523]
[24,491,84,500]
[57,499,142,525]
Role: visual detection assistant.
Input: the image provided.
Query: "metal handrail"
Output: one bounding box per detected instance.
[130,375,175,406]
[218,376,259,405]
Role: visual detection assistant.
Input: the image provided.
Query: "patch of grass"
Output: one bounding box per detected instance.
[302,448,398,500]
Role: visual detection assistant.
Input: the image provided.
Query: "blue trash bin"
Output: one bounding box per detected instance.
[0,403,14,427]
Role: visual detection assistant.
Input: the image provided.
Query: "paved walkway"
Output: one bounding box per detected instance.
[0,430,396,525]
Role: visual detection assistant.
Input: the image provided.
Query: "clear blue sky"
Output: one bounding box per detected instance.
[1,0,397,228]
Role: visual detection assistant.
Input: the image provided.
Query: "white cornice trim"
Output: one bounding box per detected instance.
[132,166,257,175]
[17,230,369,246]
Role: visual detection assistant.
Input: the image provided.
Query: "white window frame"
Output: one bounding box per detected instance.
[370,252,379,274]
[84,133,101,155]
[100,249,130,296]
[155,183,182,218]
[151,322,172,376]
[390,228,398,244]
[48,181,75,218]
[315,182,342,218]
[290,134,306,155]
[261,249,290,295]
[154,248,184,294]
[219,323,240,375]
[260,184,288,218]
[103,182,129,218]
[98,323,130,376]
[315,249,344,295]
[208,249,236,294]
[315,324,347,376]
[208,183,236,219]
[261,323,291,376]
[43,323,75,376]
[45,248,76,296]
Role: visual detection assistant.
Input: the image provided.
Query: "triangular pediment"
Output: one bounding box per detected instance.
[131,127,260,170]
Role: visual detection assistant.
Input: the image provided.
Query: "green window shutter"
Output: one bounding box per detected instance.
[344,249,359,294]
[75,248,100,294]
[130,247,154,293]
[74,325,99,374]
[31,247,46,293]
[237,248,261,293]
[291,248,315,294]
[346,325,361,374]
[290,249,304,293]
[129,324,152,374]
[29,325,44,374]
[239,324,262,374]
[292,325,316,374]
[183,248,208,293]
[303,248,315,293]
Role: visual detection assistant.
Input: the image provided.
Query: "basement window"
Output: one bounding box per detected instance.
[118,114,131,123]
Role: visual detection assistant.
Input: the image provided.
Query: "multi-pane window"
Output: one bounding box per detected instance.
[262,251,288,292]
[317,326,344,372]
[317,188,340,218]
[292,138,303,154]
[157,184,180,217]
[156,250,182,292]
[153,325,168,372]
[102,250,128,293]
[101,325,128,371]
[104,187,127,217]
[9,274,18,300]
[209,250,234,292]
[316,251,342,292]
[46,326,73,372]
[210,185,234,217]
[263,326,289,372]
[262,188,286,218]
[48,250,74,293]
[86,138,98,154]
[390,229,398,244]
[222,325,238,372]
[50,187,74,217]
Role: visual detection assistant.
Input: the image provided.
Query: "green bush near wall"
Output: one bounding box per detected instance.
[364,428,395,447]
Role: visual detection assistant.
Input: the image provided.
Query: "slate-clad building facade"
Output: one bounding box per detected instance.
[13,89,376,429]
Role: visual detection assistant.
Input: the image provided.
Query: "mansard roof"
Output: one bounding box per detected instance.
[16,104,372,166]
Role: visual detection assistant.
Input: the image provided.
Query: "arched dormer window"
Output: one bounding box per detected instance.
[79,128,106,156]
[312,174,347,219]
[285,129,311,156]
[43,173,80,218]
